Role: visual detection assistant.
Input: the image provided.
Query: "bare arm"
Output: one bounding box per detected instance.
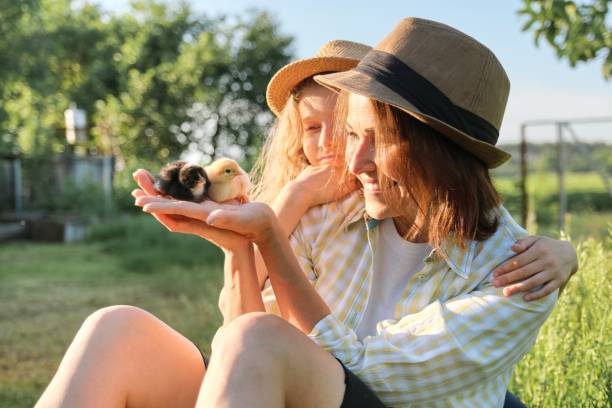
[255,166,357,289]
[131,170,265,324]
[254,181,312,289]
[220,245,266,325]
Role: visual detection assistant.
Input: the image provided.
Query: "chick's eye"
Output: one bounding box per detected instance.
[305,124,321,132]
[224,168,232,175]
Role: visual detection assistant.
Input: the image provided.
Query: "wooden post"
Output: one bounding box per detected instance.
[557,122,567,232]
[520,124,528,227]
[13,158,22,214]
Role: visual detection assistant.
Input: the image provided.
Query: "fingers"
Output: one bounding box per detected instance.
[131,189,146,198]
[493,249,540,278]
[132,169,158,196]
[155,213,243,248]
[511,235,540,253]
[493,260,545,287]
[523,281,558,301]
[501,269,550,297]
[142,199,222,221]
[135,195,173,207]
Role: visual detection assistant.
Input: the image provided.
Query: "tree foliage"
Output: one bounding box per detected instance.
[0,0,294,169]
[518,0,612,78]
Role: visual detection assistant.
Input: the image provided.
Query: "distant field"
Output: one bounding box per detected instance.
[494,171,609,196]
[493,171,611,240]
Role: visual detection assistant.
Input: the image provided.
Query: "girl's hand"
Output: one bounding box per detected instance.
[492,236,578,301]
[132,169,250,252]
[289,165,358,208]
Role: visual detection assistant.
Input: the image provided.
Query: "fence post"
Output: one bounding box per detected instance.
[520,124,528,227]
[13,158,22,214]
[557,122,567,232]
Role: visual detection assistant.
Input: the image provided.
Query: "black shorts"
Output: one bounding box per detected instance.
[337,359,386,407]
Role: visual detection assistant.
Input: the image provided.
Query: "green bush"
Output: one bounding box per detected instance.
[87,214,222,273]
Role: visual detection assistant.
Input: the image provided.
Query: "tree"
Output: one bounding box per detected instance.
[518,0,612,78]
[0,0,294,168]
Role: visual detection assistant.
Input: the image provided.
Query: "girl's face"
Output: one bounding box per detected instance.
[297,83,340,166]
[345,93,399,220]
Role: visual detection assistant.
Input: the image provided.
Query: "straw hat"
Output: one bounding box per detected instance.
[266,40,372,116]
[314,18,511,168]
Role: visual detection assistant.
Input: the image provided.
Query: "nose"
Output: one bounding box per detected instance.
[347,136,376,176]
[318,122,334,150]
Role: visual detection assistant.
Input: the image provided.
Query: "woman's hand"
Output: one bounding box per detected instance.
[132,169,251,252]
[134,170,278,247]
[288,165,358,208]
[492,235,578,301]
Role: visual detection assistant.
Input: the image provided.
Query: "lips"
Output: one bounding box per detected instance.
[362,181,381,193]
[319,154,340,163]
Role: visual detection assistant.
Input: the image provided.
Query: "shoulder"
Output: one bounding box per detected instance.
[295,191,364,238]
[470,206,528,276]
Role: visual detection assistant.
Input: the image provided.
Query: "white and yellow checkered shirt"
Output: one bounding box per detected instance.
[262,192,557,407]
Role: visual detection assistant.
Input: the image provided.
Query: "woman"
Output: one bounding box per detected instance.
[35,27,576,408]
[133,18,565,406]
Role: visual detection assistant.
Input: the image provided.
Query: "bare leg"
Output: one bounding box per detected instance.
[197,312,346,408]
[35,305,206,408]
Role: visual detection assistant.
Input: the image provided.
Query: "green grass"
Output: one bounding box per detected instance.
[0,216,224,407]
[1,215,610,407]
[509,236,612,407]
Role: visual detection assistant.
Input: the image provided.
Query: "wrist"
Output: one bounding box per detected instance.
[253,208,282,250]
[284,179,313,208]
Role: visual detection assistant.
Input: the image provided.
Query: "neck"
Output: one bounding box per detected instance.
[392,213,429,243]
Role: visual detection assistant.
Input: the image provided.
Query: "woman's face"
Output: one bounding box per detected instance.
[345,93,399,220]
[297,83,340,166]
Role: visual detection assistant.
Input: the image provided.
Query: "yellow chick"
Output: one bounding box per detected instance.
[205,158,250,203]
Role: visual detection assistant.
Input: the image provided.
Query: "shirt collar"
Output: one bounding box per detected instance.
[343,198,477,279]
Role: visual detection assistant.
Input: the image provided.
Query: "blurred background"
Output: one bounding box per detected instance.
[0,1,610,407]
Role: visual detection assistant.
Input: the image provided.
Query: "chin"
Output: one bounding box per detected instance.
[364,197,393,220]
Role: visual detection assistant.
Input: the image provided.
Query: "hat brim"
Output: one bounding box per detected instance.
[266,57,360,116]
[314,70,511,168]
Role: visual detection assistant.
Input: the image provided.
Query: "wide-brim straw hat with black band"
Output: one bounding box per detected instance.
[314,18,511,168]
[266,40,372,117]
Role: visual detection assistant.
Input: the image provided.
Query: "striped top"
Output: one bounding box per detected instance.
[261,192,557,407]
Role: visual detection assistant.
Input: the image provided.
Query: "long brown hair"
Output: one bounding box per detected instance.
[334,90,501,250]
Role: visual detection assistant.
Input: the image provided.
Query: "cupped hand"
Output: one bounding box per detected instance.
[291,165,358,208]
[137,196,277,247]
[132,169,250,252]
[492,235,578,301]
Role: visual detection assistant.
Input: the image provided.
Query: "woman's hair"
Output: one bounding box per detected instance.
[333,90,501,250]
[249,78,318,204]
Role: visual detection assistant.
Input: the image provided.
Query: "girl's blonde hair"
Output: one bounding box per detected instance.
[249,78,318,204]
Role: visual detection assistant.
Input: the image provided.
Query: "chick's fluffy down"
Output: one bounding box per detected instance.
[205,158,250,202]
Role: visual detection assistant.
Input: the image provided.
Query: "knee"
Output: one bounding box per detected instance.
[81,305,153,341]
[213,312,290,357]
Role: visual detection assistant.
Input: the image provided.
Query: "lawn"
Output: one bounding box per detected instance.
[0,216,224,407]
[1,215,610,407]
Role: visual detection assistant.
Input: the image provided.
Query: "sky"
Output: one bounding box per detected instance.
[96,0,612,144]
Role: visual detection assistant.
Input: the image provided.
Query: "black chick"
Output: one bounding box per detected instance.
[154,161,209,202]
